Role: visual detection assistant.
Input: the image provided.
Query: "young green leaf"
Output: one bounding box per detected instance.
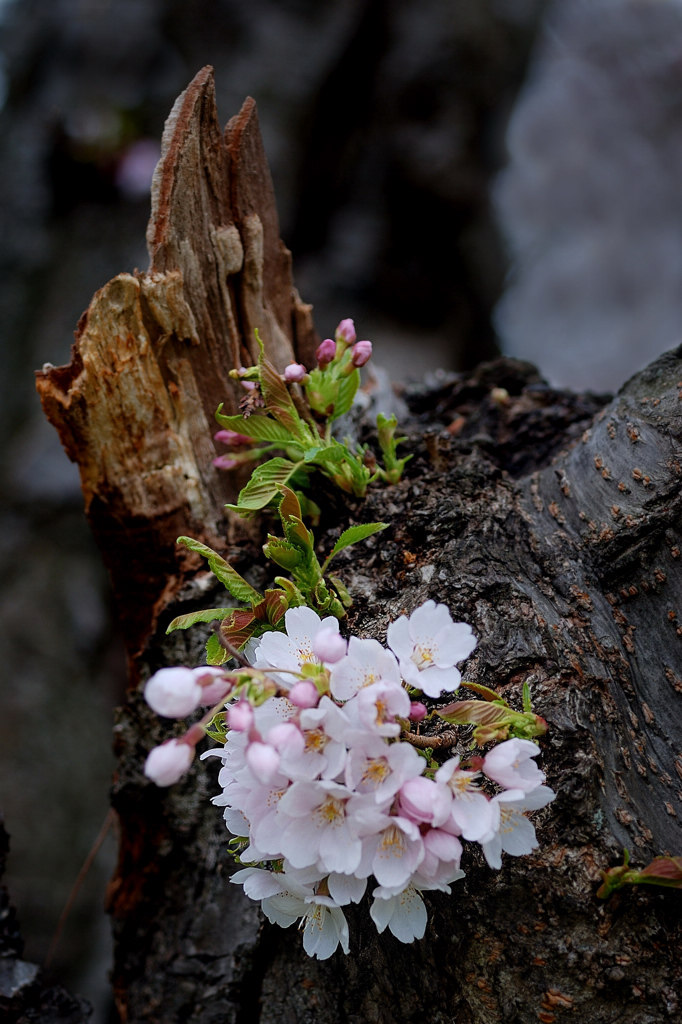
[302,444,347,466]
[278,485,303,524]
[166,607,238,633]
[328,574,353,609]
[262,537,302,572]
[215,406,295,445]
[206,632,229,666]
[322,521,388,572]
[226,458,305,515]
[461,682,506,703]
[177,536,262,605]
[331,367,361,420]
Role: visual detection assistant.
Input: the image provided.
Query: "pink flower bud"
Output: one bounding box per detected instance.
[351,340,372,367]
[316,338,336,367]
[246,741,281,783]
[335,319,356,345]
[312,627,348,664]
[227,700,254,732]
[195,668,231,706]
[144,739,194,787]
[144,667,202,718]
[241,380,257,391]
[289,679,321,708]
[284,362,307,383]
[213,454,239,471]
[214,429,253,447]
[409,701,428,722]
[398,777,451,826]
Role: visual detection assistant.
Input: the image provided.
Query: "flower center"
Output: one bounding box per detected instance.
[448,770,480,796]
[378,825,406,858]
[360,756,390,789]
[412,642,435,669]
[316,796,345,826]
[304,728,328,753]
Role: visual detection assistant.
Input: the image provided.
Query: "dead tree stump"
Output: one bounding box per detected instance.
[37,69,682,1024]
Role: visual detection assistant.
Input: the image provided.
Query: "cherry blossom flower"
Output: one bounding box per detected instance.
[436,757,495,841]
[482,738,546,793]
[361,815,425,890]
[253,607,341,686]
[343,679,410,738]
[387,600,477,697]
[479,786,555,869]
[276,781,364,874]
[369,883,428,942]
[345,734,424,802]
[329,637,401,702]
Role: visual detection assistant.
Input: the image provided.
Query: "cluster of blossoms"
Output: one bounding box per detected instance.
[144,601,554,959]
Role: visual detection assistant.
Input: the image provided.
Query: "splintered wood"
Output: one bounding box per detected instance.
[36,67,317,657]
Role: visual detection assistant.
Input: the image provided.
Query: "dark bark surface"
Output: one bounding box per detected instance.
[37,72,682,1023]
[105,352,682,1024]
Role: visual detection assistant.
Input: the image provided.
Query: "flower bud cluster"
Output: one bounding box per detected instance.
[186,602,555,959]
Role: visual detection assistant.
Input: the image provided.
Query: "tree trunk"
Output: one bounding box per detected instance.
[37,69,682,1024]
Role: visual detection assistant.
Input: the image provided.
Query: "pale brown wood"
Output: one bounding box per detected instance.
[36,68,317,661]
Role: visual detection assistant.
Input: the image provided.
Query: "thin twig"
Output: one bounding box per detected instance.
[45,808,116,970]
[216,633,251,667]
[401,729,460,751]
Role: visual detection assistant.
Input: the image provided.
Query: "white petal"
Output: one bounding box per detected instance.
[386,615,412,660]
[388,887,428,943]
[327,873,367,905]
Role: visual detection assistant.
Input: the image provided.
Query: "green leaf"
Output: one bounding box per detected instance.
[215,406,294,444]
[177,536,262,605]
[322,521,388,571]
[277,485,302,524]
[461,682,506,703]
[436,700,511,728]
[302,444,347,466]
[330,367,361,420]
[166,607,237,633]
[206,632,228,666]
[328,574,353,610]
[263,537,302,571]
[226,458,304,515]
[220,608,258,650]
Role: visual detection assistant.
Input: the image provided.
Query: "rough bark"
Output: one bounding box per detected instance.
[36,67,317,662]
[37,73,682,1023]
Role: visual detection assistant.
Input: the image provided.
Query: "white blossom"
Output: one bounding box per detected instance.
[387,600,476,697]
[482,738,545,792]
[479,786,555,869]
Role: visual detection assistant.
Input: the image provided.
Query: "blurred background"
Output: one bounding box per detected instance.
[1,0,682,1019]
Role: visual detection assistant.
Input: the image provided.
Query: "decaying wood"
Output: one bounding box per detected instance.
[36,67,316,660]
[37,72,682,1023]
